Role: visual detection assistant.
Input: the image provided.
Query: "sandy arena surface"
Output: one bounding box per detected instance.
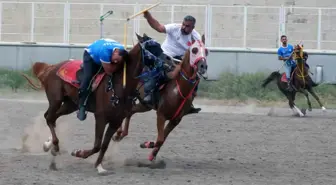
[0,94,335,185]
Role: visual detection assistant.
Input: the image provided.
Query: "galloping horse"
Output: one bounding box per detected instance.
[21,33,164,174]
[262,44,326,116]
[112,34,208,161]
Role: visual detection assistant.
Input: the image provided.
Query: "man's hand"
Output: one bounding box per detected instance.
[143,11,150,19]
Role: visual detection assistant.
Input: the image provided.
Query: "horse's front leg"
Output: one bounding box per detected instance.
[149,118,182,161]
[298,89,312,111]
[71,115,106,159]
[140,113,166,161]
[113,103,151,142]
[94,122,120,175]
[307,87,326,111]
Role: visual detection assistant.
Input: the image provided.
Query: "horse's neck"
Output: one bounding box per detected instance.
[180,56,193,77]
[173,56,197,97]
[295,60,308,75]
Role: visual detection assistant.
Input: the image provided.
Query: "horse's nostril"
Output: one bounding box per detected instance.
[201,65,204,68]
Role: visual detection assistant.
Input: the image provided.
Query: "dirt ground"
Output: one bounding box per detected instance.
[0,95,335,185]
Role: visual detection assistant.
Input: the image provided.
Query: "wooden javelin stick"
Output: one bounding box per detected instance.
[122,23,127,89]
[122,2,161,89]
[127,2,161,21]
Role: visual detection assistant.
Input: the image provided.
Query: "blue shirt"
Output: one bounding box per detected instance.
[277,44,296,66]
[85,38,125,65]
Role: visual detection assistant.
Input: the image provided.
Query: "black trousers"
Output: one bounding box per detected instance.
[79,50,101,92]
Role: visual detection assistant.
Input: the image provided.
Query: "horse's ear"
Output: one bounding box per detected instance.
[135,32,143,42]
[191,35,195,43]
[201,34,205,44]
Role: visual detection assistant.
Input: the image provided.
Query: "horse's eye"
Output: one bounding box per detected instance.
[192,47,198,54]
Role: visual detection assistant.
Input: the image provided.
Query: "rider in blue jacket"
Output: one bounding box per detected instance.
[277,35,296,91]
[77,38,128,121]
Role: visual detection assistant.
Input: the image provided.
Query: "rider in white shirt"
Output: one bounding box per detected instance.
[143,11,202,114]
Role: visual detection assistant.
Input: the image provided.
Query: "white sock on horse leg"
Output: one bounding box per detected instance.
[293,105,304,117]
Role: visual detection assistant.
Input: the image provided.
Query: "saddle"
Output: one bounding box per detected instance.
[72,63,104,86]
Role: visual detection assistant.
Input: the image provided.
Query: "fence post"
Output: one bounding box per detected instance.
[243,6,247,47]
[30,2,35,42]
[135,3,140,41]
[317,8,322,50]
[63,2,70,43]
[171,5,174,23]
[0,2,3,41]
[133,3,138,43]
[100,4,104,38]
[278,5,286,47]
[206,4,212,47]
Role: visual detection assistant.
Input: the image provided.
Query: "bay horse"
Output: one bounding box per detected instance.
[262,44,326,116]
[112,34,208,161]
[21,33,165,174]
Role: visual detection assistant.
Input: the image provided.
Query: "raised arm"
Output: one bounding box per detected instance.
[143,11,166,33]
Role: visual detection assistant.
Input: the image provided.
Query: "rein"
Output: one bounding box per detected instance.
[171,64,200,120]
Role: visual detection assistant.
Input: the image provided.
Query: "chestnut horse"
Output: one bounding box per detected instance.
[113,34,208,161]
[21,33,164,174]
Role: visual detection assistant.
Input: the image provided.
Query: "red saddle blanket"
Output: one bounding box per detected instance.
[56,60,105,91]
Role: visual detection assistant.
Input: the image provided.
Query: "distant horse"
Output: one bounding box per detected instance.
[112,34,208,161]
[21,33,164,174]
[262,44,326,116]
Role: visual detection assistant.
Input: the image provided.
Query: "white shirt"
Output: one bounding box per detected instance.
[161,23,201,57]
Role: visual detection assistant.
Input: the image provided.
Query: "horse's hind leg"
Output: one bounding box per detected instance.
[113,103,151,141]
[43,98,77,153]
[307,87,326,111]
[298,89,312,111]
[43,100,63,156]
[288,92,304,117]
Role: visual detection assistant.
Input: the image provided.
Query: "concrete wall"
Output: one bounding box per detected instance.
[1,43,335,83]
[2,1,336,50]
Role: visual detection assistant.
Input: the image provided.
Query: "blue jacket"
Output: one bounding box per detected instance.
[277,44,296,66]
[85,38,125,65]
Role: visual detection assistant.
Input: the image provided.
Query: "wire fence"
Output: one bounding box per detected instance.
[2,1,336,50]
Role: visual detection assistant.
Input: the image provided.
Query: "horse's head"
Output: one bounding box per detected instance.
[130,33,163,78]
[136,33,163,57]
[293,43,304,63]
[188,34,208,79]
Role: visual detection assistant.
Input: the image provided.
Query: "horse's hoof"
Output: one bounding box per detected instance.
[49,162,57,171]
[71,149,82,157]
[322,106,327,111]
[97,164,108,175]
[301,108,307,115]
[140,141,155,149]
[51,147,58,156]
[112,135,120,142]
[148,153,156,161]
[43,142,51,152]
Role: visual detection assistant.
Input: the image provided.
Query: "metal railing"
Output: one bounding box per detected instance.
[1,1,336,50]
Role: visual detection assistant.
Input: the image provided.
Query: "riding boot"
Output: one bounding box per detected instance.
[143,90,154,105]
[77,89,88,121]
[187,92,201,114]
[287,79,293,91]
[143,78,156,105]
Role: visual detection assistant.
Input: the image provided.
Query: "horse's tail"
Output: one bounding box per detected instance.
[262,71,281,88]
[21,62,52,90]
